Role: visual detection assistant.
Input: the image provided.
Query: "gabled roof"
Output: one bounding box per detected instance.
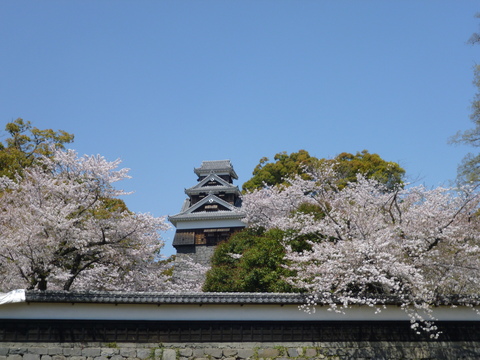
[194,160,238,180]
[168,193,245,226]
[185,173,240,195]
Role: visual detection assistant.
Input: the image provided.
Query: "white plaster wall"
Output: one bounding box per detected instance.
[0,302,478,322]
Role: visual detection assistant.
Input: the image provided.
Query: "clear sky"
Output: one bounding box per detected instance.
[1,1,479,256]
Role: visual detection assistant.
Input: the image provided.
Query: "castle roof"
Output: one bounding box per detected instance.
[194,160,238,179]
[185,173,241,196]
[168,193,245,226]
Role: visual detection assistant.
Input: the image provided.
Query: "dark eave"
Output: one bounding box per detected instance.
[25,291,307,305]
[185,185,240,196]
[21,290,480,306]
[24,291,480,307]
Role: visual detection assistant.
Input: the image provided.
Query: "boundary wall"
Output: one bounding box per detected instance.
[0,291,479,360]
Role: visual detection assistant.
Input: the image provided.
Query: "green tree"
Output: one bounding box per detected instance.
[209,149,405,293]
[0,118,74,178]
[332,150,405,190]
[242,150,317,192]
[203,228,300,293]
[242,149,405,192]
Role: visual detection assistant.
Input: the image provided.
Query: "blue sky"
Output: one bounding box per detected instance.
[1,1,479,256]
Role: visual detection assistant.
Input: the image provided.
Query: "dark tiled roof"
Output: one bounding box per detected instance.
[168,193,246,226]
[169,210,245,222]
[194,160,238,179]
[25,291,308,305]
[24,291,480,306]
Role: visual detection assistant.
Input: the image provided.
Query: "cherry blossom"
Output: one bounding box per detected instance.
[242,165,480,336]
[0,149,203,292]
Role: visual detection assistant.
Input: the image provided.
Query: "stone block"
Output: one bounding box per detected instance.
[8,349,27,355]
[258,348,279,358]
[100,348,118,356]
[0,349,8,356]
[93,357,109,360]
[63,349,82,356]
[178,349,192,357]
[287,348,299,357]
[41,356,52,360]
[304,348,317,358]
[119,349,136,358]
[69,356,86,360]
[192,349,205,357]
[154,349,163,359]
[82,349,101,358]
[28,348,49,355]
[136,348,151,359]
[51,355,66,360]
[236,349,254,359]
[204,348,223,358]
[161,349,176,360]
[108,355,124,360]
[7,356,23,360]
[222,349,238,357]
[47,349,63,356]
[24,355,41,360]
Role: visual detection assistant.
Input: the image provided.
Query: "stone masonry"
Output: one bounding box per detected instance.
[175,246,217,267]
[1,341,480,360]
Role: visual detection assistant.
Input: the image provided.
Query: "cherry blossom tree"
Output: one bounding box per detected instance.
[0,149,206,292]
[242,165,480,336]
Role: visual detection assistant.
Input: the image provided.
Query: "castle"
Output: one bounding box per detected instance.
[168,160,245,266]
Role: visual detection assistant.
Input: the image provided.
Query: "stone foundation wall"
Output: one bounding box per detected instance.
[1,341,479,360]
[175,246,216,267]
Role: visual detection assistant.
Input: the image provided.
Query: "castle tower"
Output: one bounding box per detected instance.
[168,160,246,266]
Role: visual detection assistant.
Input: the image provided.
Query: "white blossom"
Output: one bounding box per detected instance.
[0,149,201,292]
[242,165,480,336]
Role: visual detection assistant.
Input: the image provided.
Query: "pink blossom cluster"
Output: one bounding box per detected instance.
[0,149,205,292]
[242,165,480,336]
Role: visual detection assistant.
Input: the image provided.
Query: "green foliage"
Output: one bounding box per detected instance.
[157,255,176,277]
[242,150,318,192]
[0,118,74,178]
[203,228,301,293]
[331,150,405,190]
[91,197,130,219]
[293,202,326,222]
[242,149,405,192]
[212,149,405,293]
